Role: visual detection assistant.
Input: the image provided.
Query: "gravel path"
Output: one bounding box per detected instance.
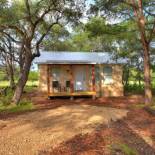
[0,105,128,155]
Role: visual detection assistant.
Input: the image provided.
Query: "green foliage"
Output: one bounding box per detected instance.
[1,0,85,104]
[124,83,144,94]
[93,0,155,48]
[0,81,38,88]
[131,103,146,109]
[0,87,14,105]
[28,71,38,81]
[110,143,138,155]
[85,17,128,37]
[0,101,34,113]
[0,87,34,113]
[123,68,155,94]
[24,85,37,92]
[0,71,7,81]
[149,105,155,110]
[71,30,93,51]
[0,95,12,106]
[43,24,72,51]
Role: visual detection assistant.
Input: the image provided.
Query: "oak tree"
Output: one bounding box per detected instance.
[0,0,84,104]
[91,0,155,104]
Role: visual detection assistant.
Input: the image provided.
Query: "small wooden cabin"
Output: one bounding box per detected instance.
[35,52,127,98]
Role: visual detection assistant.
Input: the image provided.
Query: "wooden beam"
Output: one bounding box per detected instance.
[48,91,96,97]
[99,64,102,97]
[92,64,95,92]
[70,65,74,93]
[50,64,53,93]
[47,64,50,94]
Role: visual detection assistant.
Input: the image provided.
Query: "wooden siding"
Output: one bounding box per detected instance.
[38,64,124,97]
[38,64,48,92]
[101,65,123,96]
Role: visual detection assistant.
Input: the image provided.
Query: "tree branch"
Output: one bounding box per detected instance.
[25,0,34,25]
[0,25,25,36]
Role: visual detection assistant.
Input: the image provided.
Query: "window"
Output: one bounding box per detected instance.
[66,81,70,88]
[52,81,59,88]
[95,66,100,83]
[103,66,113,84]
[52,67,60,81]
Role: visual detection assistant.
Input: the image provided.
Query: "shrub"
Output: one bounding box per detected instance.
[0,99,34,113]
[0,87,13,105]
[124,83,144,94]
[28,71,38,81]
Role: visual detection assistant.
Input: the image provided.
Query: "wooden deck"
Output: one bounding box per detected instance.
[48,91,96,97]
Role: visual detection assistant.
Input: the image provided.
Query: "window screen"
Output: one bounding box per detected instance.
[52,66,60,81]
[103,66,113,84]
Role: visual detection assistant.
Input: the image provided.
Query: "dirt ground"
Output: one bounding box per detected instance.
[0,93,155,155]
[0,104,127,155]
[49,108,155,155]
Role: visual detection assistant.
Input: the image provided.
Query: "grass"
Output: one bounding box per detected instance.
[148,105,155,110]
[0,80,38,87]
[131,103,146,109]
[0,101,34,113]
[151,105,155,110]
[0,86,35,113]
[110,143,138,155]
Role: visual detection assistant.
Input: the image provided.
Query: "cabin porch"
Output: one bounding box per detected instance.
[47,64,96,98]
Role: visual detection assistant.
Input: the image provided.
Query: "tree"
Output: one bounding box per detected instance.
[85,17,127,52]
[0,32,19,89]
[71,27,93,51]
[0,0,84,104]
[42,24,71,51]
[91,0,155,104]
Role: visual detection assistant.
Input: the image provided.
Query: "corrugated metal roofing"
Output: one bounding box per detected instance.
[35,51,128,64]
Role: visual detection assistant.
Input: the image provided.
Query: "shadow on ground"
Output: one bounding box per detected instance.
[0,104,128,155]
[40,119,155,155]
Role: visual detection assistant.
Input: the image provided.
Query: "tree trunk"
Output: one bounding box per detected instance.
[123,67,129,87]
[5,54,16,90]
[8,64,15,90]
[143,42,152,104]
[12,55,32,104]
[132,0,153,104]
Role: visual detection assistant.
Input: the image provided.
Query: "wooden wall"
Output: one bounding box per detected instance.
[38,64,48,92]
[100,65,124,97]
[49,65,72,93]
[38,64,124,97]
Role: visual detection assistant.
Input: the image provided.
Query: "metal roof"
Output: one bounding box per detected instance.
[35,51,128,64]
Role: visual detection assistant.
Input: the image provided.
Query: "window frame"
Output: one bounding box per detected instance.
[103,66,113,84]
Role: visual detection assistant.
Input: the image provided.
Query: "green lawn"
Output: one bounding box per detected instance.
[0,101,34,113]
[0,80,37,113]
[0,80,38,87]
[110,143,138,155]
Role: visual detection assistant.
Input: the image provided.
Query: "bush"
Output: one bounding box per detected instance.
[0,99,34,113]
[0,87,13,105]
[0,87,34,113]
[124,83,144,94]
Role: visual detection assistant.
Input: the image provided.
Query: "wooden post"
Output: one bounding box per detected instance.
[99,64,102,97]
[92,64,95,91]
[47,64,50,95]
[92,64,96,99]
[50,65,53,94]
[70,65,74,100]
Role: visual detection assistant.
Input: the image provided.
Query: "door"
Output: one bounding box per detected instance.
[74,66,87,91]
